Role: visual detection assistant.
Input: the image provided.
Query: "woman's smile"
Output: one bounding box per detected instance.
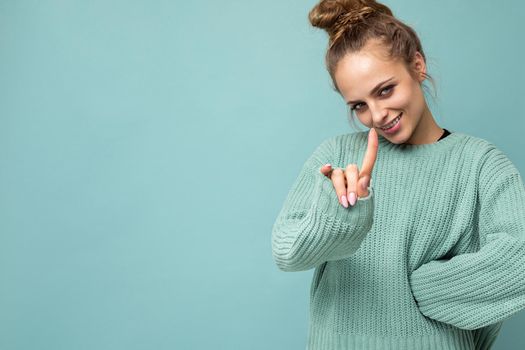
[380,112,402,134]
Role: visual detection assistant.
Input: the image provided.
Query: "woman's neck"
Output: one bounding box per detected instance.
[403,105,443,145]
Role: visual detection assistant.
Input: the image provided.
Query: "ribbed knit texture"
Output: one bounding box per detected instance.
[271,130,525,350]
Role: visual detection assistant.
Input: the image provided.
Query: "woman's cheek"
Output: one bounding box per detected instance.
[389,89,411,110]
[356,113,373,129]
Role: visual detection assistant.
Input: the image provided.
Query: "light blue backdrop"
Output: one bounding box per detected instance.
[1,1,524,349]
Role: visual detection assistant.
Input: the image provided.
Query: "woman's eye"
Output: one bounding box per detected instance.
[350,85,395,111]
[351,103,364,111]
[380,85,394,96]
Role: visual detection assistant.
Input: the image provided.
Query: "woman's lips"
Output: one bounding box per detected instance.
[381,112,402,134]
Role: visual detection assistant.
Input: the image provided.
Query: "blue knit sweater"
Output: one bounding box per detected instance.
[271,130,525,350]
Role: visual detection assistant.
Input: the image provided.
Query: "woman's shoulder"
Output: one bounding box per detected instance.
[330,131,369,150]
[454,132,522,185]
[458,132,514,162]
[456,131,500,151]
[311,132,368,155]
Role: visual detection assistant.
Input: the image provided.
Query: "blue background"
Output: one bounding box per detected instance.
[1,0,524,349]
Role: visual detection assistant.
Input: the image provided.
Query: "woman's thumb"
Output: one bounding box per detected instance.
[360,175,371,192]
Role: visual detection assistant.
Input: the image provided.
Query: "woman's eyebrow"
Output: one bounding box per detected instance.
[346,76,395,105]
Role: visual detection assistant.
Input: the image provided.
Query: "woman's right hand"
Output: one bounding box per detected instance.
[319,128,378,208]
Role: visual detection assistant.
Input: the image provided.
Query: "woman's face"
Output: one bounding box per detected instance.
[334,40,428,144]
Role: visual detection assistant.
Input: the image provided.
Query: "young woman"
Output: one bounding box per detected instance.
[271,1,525,349]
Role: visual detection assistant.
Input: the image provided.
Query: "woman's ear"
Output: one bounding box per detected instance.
[412,51,427,83]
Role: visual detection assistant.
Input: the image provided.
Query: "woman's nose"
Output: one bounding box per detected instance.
[370,105,389,126]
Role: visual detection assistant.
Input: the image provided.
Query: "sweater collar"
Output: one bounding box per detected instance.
[376,130,464,156]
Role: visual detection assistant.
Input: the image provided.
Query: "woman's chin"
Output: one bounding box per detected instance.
[379,130,408,144]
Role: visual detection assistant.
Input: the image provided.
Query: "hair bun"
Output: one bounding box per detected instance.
[334,6,376,31]
[309,0,393,37]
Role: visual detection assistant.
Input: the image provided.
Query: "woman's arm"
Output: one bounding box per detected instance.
[409,147,525,330]
[271,137,374,272]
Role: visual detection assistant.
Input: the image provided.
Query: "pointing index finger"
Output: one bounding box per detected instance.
[359,128,378,178]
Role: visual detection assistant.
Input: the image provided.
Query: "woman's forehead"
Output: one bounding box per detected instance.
[335,54,406,93]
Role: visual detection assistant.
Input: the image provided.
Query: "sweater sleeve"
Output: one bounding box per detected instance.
[271,137,375,272]
[409,147,525,330]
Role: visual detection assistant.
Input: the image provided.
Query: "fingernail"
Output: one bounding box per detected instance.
[341,195,348,208]
[348,192,356,206]
[325,163,331,167]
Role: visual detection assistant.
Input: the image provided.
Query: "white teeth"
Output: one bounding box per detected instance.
[382,114,401,130]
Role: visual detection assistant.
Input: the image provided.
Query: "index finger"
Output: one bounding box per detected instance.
[359,128,378,177]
